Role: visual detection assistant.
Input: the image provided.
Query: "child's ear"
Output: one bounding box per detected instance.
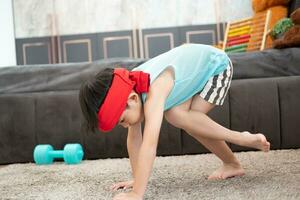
[128,91,138,102]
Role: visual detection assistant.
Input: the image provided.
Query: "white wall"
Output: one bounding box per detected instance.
[13,0,253,38]
[0,0,16,67]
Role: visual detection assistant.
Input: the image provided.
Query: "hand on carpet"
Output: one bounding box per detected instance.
[113,191,142,200]
[110,180,134,191]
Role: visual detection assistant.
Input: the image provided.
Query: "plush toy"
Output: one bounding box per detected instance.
[252,0,290,48]
[252,0,290,13]
[272,8,300,48]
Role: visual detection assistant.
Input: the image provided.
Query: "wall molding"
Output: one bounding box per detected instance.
[144,33,174,59]
[16,24,222,64]
[186,30,216,44]
[22,42,51,65]
[63,39,92,63]
[103,36,133,58]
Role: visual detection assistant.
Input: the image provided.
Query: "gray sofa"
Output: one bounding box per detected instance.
[1,48,300,164]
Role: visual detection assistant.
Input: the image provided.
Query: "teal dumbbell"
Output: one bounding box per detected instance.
[33,144,84,165]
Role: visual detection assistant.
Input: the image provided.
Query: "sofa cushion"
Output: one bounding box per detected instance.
[0,59,145,94]
[157,119,182,156]
[0,94,36,164]
[277,76,300,148]
[229,47,300,79]
[35,91,83,150]
[84,125,128,159]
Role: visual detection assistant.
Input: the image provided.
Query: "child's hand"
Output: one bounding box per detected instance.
[110,180,134,191]
[113,191,142,200]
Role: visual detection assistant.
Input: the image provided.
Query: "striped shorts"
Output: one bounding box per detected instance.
[199,60,233,106]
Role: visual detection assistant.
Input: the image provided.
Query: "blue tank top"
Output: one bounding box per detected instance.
[133,44,230,110]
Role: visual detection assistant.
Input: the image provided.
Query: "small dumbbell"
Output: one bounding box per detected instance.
[33,143,84,165]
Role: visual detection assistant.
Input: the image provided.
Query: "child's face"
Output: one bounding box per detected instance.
[118,91,144,128]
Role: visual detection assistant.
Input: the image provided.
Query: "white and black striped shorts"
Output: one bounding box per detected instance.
[199,60,233,106]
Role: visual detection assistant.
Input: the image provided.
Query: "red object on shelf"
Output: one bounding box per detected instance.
[227,34,251,42]
[227,38,250,46]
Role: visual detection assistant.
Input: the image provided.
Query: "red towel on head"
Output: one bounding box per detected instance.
[97,68,150,132]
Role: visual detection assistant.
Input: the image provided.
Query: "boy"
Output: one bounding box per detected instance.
[79,44,270,200]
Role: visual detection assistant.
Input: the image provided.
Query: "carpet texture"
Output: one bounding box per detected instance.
[0,149,299,200]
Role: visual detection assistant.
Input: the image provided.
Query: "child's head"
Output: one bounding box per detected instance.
[117,90,144,128]
[79,67,149,133]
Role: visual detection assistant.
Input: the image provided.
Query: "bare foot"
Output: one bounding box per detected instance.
[242,132,270,152]
[208,163,245,180]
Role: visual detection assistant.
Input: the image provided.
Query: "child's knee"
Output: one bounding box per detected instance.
[164,108,187,128]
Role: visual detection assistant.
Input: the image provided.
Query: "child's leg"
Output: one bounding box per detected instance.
[166,97,244,179]
[187,96,246,179]
[165,96,270,179]
[178,97,269,151]
[188,96,240,165]
[183,112,270,152]
[189,133,245,179]
[165,96,270,152]
[184,112,270,150]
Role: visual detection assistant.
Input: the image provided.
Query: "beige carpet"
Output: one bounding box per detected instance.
[0,149,299,200]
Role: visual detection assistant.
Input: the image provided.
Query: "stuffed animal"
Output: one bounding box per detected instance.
[252,0,290,12]
[252,0,290,48]
[272,8,300,48]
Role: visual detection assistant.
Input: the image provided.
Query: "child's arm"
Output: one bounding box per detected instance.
[127,123,143,179]
[113,69,174,199]
[131,70,174,197]
[110,123,142,191]
[131,98,164,196]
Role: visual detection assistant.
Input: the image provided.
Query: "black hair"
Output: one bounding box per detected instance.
[79,68,114,133]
